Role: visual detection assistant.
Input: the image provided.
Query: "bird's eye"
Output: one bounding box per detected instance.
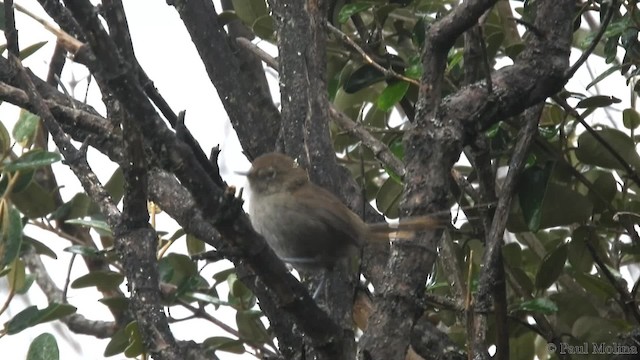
[260,167,277,180]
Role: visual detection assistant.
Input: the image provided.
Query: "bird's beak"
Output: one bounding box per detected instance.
[235,170,250,176]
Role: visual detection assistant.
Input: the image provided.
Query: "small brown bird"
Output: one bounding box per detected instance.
[245,152,365,270]
[244,152,442,271]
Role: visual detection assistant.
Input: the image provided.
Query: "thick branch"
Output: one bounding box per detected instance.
[23,250,117,338]
[360,0,574,358]
[167,0,280,160]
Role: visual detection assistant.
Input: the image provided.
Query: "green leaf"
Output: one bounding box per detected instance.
[184,292,229,306]
[23,236,57,259]
[573,272,618,300]
[11,181,58,218]
[575,95,621,109]
[203,336,246,354]
[98,297,129,312]
[0,120,10,155]
[63,244,101,258]
[71,271,124,291]
[27,333,59,360]
[376,81,409,111]
[212,268,236,285]
[158,253,198,285]
[4,305,40,334]
[12,110,40,148]
[509,267,534,294]
[4,303,76,335]
[252,15,275,40]
[8,259,26,293]
[375,176,402,219]
[515,298,558,314]
[575,128,640,171]
[33,303,77,324]
[535,244,567,290]
[217,11,240,26]
[572,316,626,342]
[124,321,144,357]
[539,104,565,126]
[236,310,271,344]
[1,206,23,268]
[623,108,640,129]
[568,226,594,273]
[5,150,61,172]
[587,171,617,212]
[64,218,112,236]
[103,327,128,357]
[231,0,269,25]
[586,64,627,90]
[338,3,373,23]
[517,162,553,232]
[227,273,256,310]
[343,64,385,93]
[186,233,205,256]
[19,41,48,60]
[49,193,91,221]
[509,182,594,232]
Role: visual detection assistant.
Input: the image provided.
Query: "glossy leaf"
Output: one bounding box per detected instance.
[568,226,594,273]
[19,41,48,60]
[12,110,40,148]
[231,0,268,26]
[575,95,621,108]
[0,120,10,155]
[103,327,128,357]
[5,150,61,172]
[343,65,385,93]
[228,273,256,310]
[252,15,275,40]
[535,244,567,290]
[1,205,23,268]
[184,292,228,306]
[186,233,205,256]
[71,271,124,291]
[338,3,373,23]
[64,218,112,236]
[4,303,76,335]
[23,236,57,259]
[623,108,640,129]
[98,297,129,312]
[8,259,28,294]
[375,176,402,219]
[515,298,558,314]
[517,163,553,232]
[158,253,198,285]
[27,333,59,360]
[376,81,409,111]
[63,244,101,258]
[203,336,245,354]
[585,63,626,90]
[236,310,271,344]
[124,321,144,357]
[576,128,640,171]
[11,181,58,218]
[587,171,617,212]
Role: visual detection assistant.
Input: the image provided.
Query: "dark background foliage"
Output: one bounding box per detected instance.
[0,0,639,360]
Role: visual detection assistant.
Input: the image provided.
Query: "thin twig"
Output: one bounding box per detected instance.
[234,37,407,177]
[13,2,84,52]
[565,0,617,79]
[62,253,77,302]
[176,299,277,358]
[553,95,640,188]
[326,23,420,86]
